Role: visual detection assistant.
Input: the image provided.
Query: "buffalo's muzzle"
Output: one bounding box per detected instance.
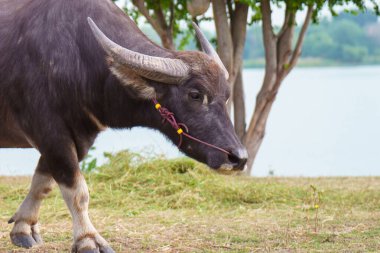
[227,148,248,171]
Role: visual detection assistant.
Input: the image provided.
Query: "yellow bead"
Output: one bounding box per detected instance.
[155,103,161,109]
[177,128,183,134]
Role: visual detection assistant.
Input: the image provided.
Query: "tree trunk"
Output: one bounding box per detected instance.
[160,30,175,50]
[132,0,175,50]
[230,2,249,83]
[212,0,233,75]
[211,0,234,113]
[233,68,246,140]
[230,3,248,139]
[244,77,279,172]
[243,2,314,175]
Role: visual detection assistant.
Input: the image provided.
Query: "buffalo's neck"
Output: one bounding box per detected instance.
[90,74,161,131]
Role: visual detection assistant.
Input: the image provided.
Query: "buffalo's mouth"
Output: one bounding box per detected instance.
[217,163,248,175]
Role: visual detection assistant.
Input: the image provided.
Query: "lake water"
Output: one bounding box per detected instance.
[1,66,379,176]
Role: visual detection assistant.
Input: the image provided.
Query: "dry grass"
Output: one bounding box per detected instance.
[1,151,380,252]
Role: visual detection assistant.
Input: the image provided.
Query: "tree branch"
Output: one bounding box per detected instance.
[260,0,277,74]
[132,0,164,35]
[133,0,174,49]
[211,0,234,76]
[154,3,169,31]
[230,2,248,85]
[245,0,278,140]
[261,0,275,41]
[286,4,314,74]
[169,1,174,31]
[227,0,234,21]
[277,5,291,38]
[277,9,295,73]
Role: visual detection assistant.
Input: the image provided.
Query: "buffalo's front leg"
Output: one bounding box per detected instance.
[59,172,114,253]
[9,158,55,248]
[13,114,112,252]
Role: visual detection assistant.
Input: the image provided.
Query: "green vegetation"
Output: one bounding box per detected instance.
[1,151,380,252]
[80,146,98,173]
[244,11,380,67]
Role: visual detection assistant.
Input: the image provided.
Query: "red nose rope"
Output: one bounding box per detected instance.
[152,99,231,156]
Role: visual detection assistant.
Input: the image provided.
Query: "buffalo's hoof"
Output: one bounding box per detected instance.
[32,231,43,244]
[99,246,115,253]
[76,249,100,253]
[9,220,43,249]
[72,246,115,253]
[10,233,39,248]
[71,236,115,253]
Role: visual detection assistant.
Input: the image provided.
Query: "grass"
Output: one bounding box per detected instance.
[1,150,380,252]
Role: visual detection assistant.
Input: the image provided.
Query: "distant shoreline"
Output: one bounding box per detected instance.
[244,58,380,68]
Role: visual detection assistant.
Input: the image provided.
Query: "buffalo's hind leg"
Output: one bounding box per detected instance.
[9,157,55,248]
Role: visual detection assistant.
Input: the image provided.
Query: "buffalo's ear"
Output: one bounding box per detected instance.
[108,58,156,100]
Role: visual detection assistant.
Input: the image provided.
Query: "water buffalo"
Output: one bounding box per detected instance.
[0,0,247,252]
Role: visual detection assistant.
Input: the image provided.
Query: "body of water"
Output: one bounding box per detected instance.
[1,66,379,176]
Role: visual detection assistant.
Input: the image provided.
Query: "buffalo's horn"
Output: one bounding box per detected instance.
[87,17,190,84]
[192,22,229,80]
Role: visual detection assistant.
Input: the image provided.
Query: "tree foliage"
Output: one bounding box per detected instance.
[245,11,380,64]
[120,0,215,50]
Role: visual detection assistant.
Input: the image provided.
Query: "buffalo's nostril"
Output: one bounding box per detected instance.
[238,158,248,170]
[235,157,247,170]
[227,153,240,165]
[228,148,248,170]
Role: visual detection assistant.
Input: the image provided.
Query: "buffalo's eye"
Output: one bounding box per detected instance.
[188,90,208,105]
[189,91,202,101]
